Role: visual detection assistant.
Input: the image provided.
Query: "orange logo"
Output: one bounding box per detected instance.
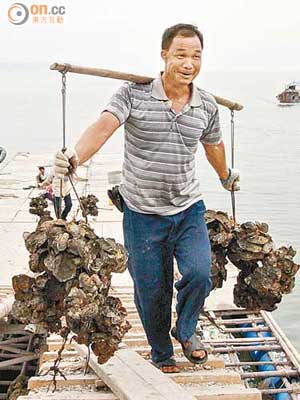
[8,3,66,25]
[8,3,29,25]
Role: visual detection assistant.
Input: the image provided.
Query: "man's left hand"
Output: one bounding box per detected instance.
[220,168,240,191]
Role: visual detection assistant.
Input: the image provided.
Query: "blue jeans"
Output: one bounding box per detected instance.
[123,200,211,363]
[54,194,72,220]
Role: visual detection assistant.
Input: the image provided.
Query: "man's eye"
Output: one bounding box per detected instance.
[176,55,184,59]
[193,55,201,59]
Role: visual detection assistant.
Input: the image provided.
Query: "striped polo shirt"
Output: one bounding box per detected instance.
[103,75,222,216]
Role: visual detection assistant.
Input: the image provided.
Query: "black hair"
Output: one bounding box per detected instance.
[161,23,203,50]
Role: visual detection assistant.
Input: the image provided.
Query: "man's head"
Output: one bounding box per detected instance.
[38,166,45,174]
[161,23,203,86]
[161,24,203,51]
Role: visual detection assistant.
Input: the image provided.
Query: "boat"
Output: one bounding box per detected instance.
[277,81,300,105]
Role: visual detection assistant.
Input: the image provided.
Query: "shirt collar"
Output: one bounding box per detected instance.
[151,73,202,107]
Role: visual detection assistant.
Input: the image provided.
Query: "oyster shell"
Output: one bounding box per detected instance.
[29,196,50,217]
[210,250,228,290]
[80,194,99,217]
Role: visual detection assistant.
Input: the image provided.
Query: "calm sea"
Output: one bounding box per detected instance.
[1,63,300,349]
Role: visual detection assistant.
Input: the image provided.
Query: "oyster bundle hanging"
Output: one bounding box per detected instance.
[205,212,299,311]
[230,221,299,311]
[228,222,274,265]
[233,243,299,311]
[29,197,50,217]
[80,194,99,217]
[11,197,131,364]
[205,210,234,289]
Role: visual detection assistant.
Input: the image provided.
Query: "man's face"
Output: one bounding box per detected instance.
[161,35,202,86]
[39,168,45,174]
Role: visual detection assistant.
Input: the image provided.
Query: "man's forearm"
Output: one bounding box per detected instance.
[75,112,120,165]
[202,141,229,180]
[75,122,107,165]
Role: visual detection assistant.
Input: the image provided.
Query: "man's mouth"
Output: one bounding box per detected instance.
[179,72,193,78]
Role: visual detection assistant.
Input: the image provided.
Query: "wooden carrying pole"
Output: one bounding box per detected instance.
[50,62,244,111]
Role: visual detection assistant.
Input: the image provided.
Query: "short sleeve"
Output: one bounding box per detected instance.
[102,82,132,125]
[200,107,222,145]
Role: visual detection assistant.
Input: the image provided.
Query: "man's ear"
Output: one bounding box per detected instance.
[161,49,167,61]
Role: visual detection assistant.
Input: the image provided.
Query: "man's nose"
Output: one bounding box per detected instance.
[183,59,193,69]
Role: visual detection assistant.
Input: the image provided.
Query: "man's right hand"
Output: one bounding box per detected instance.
[220,168,240,191]
[54,148,79,178]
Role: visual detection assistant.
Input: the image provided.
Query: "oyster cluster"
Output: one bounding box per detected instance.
[205,211,299,311]
[80,194,99,217]
[228,222,274,265]
[29,197,50,217]
[205,210,234,289]
[11,209,131,364]
[233,245,299,311]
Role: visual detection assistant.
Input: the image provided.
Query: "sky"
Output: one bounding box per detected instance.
[1,0,300,72]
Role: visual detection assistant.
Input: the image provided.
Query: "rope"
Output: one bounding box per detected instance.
[59,70,87,221]
[58,71,67,219]
[230,110,236,225]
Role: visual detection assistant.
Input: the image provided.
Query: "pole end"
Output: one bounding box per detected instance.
[50,63,58,70]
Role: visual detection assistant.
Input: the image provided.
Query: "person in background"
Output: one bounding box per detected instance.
[40,173,73,220]
[36,166,47,185]
[36,166,53,202]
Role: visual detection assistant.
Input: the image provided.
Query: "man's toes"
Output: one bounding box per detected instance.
[161,365,180,373]
[191,350,207,359]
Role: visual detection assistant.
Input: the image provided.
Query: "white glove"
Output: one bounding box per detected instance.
[54,148,79,178]
[220,168,240,191]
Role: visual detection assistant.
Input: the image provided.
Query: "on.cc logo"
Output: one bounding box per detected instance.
[8,3,29,25]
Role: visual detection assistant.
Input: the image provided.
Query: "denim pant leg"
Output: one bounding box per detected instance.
[174,200,212,343]
[123,204,174,363]
[54,196,61,219]
[61,194,72,220]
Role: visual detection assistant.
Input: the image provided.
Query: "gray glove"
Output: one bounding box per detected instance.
[220,168,240,191]
[54,148,79,178]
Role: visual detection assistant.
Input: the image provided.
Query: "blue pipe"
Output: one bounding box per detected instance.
[241,325,290,399]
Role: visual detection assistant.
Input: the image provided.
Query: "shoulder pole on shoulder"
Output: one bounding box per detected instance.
[50,62,243,111]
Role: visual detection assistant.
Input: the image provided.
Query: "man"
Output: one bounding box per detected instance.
[54,23,240,372]
[36,166,53,202]
[40,173,73,220]
[36,166,47,186]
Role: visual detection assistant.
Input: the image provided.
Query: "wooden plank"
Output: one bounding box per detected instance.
[47,342,76,351]
[39,359,86,374]
[40,350,79,363]
[18,394,117,400]
[0,343,33,354]
[27,373,99,389]
[123,337,177,347]
[174,356,225,369]
[186,384,261,400]
[0,353,39,368]
[171,370,241,385]
[75,344,196,400]
[134,345,182,355]
[0,336,29,345]
[0,322,29,335]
